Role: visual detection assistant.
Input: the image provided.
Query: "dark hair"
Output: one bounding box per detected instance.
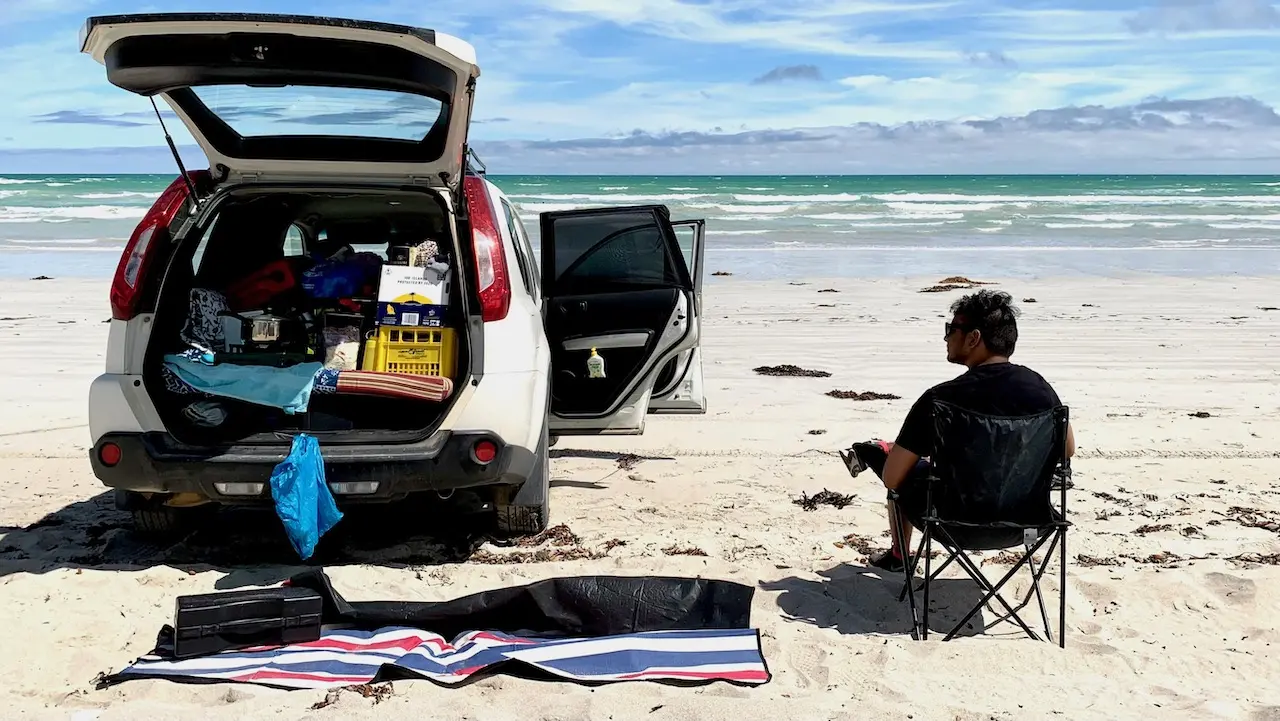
[951,289,1019,356]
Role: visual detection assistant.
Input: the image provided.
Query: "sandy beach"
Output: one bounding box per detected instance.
[2,274,1279,721]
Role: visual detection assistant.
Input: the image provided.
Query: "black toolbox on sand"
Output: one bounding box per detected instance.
[172,586,324,659]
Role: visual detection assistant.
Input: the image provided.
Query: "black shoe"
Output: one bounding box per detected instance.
[870,549,907,573]
[839,447,868,477]
[842,440,891,479]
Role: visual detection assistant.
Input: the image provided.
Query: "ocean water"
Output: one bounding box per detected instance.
[2,174,1279,279]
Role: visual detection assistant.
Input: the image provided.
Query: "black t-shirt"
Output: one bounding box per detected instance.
[895,362,1061,457]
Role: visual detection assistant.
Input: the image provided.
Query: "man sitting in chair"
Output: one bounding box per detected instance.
[852,290,1076,573]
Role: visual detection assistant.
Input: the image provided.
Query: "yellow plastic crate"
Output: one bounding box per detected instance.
[360,326,458,377]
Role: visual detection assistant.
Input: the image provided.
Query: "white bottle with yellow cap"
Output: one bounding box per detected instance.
[587,347,606,378]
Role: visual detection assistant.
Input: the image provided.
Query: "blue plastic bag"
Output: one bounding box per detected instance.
[301,253,383,299]
[269,434,343,560]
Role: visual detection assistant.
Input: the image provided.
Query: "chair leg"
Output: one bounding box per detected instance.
[891,504,921,638]
[946,550,1040,642]
[1013,527,1064,645]
[941,530,1056,642]
[983,533,1060,632]
[958,532,1068,645]
[922,526,933,641]
[1031,553,1054,644]
[899,547,957,602]
[927,552,957,581]
[1059,528,1068,649]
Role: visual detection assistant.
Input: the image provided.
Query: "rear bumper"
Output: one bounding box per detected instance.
[89,431,537,504]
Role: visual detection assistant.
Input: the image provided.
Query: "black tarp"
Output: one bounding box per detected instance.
[286,569,756,638]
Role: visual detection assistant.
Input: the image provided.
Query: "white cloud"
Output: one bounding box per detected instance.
[17,95,1274,174]
[463,64,1265,141]
[752,65,824,84]
[965,49,1017,68]
[838,75,893,89]
[466,96,1280,174]
[1127,0,1280,34]
[0,37,175,150]
[523,0,962,59]
[3,0,1280,175]
[0,0,98,25]
[762,1,964,19]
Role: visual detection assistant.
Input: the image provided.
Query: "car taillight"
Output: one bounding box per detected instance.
[463,174,511,323]
[109,172,205,320]
[98,442,121,467]
[471,439,498,465]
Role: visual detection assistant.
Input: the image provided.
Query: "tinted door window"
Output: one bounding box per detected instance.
[544,209,683,295]
[500,199,536,297]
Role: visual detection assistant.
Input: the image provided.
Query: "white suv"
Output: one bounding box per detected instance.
[81,13,707,535]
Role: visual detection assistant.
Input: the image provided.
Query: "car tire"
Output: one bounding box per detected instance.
[494,424,551,536]
[116,490,211,537]
[131,505,185,535]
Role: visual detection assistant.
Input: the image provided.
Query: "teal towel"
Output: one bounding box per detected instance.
[163,355,323,414]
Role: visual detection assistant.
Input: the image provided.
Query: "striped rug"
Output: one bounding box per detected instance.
[115,626,770,689]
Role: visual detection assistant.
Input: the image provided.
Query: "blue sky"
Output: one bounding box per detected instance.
[1,0,1279,173]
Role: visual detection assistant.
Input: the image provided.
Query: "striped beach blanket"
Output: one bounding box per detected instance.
[114,626,770,689]
[315,369,454,402]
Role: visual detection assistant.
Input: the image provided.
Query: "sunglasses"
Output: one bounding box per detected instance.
[944,322,974,339]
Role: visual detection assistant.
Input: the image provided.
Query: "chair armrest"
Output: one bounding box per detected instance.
[1050,466,1074,491]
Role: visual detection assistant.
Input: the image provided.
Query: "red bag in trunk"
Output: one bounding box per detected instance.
[226,258,299,310]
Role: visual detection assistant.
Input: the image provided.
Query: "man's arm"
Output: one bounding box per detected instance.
[883,390,932,489]
[881,443,922,490]
[1048,381,1075,459]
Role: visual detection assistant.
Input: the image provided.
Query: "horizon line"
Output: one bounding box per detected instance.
[4,172,1280,178]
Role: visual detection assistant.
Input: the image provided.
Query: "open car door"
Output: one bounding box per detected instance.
[648,219,707,414]
[542,206,703,435]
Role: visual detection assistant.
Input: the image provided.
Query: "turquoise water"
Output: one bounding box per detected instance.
[2,174,1279,279]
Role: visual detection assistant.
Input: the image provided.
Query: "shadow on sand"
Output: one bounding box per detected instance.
[0,491,494,589]
[763,562,993,639]
[549,448,676,464]
[0,449,679,584]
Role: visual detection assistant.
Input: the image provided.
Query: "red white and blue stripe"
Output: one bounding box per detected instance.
[118,627,770,689]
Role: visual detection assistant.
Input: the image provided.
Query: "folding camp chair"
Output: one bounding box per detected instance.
[890,401,1071,646]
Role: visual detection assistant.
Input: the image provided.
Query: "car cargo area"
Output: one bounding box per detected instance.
[144,186,471,446]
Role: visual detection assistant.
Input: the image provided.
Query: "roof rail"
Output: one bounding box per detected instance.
[466,147,487,175]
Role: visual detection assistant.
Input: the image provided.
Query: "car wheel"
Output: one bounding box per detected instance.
[116,490,212,537]
[494,425,551,536]
[131,505,185,535]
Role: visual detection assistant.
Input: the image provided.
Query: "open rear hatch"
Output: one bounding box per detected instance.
[142,184,473,448]
[80,14,486,447]
[80,13,480,186]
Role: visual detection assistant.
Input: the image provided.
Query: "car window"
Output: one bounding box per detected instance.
[191,85,446,142]
[283,224,306,256]
[499,198,536,297]
[669,223,696,279]
[189,213,221,274]
[512,205,539,297]
[318,228,386,260]
[546,210,682,293]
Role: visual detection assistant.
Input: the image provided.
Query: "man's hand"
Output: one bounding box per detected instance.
[881,443,922,490]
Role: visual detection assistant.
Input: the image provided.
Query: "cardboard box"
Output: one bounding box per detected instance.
[376,264,451,327]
